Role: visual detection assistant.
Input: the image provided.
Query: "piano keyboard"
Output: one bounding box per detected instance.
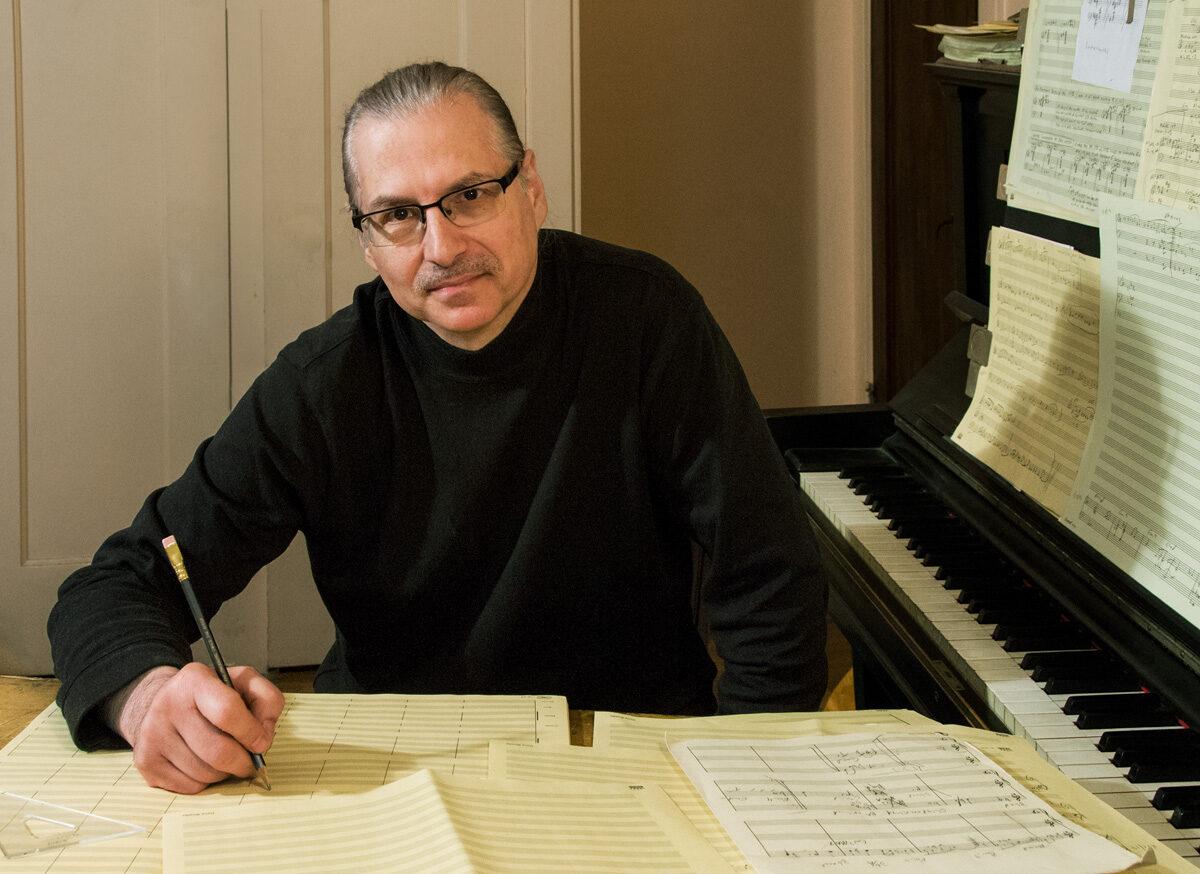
[799,467,1200,866]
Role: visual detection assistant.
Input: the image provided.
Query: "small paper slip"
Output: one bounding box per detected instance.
[667,731,1140,874]
[162,769,734,873]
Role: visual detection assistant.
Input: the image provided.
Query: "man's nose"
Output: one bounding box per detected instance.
[421,208,469,265]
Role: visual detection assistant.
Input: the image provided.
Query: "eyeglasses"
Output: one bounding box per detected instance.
[351,162,521,247]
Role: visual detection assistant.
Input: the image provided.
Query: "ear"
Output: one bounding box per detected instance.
[361,235,380,274]
[519,149,549,227]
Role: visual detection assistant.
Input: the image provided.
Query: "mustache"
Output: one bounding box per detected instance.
[415,256,499,291]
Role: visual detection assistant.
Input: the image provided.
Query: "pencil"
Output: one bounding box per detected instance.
[161,534,272,790]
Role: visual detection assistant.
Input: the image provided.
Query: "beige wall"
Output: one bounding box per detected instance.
[979,0,1025,21]
[579,2,871,409]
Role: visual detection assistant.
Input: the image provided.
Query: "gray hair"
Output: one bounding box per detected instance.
[342,61,525,213]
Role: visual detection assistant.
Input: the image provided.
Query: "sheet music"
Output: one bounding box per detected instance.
[162,769,735,873]
[952,228,1101,516]
[489,741,754,871]
[667,731,1140,874]
[1072,0,1149,92]
[1065,197,1200,631]
[1007,0,1167,226]
[0,694,567,872]
[590,709,937,752]
[1138,0,1200,209]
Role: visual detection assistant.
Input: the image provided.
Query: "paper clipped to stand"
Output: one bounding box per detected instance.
[1006,0,1166,226]
[1072,0,1148,92]
[953,227,1101,516]
[1137,0,1200,210]
[1063,195,1200,632]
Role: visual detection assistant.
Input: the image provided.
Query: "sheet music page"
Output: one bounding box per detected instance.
[1072,0,1149,92]
[1064,197,1200,630]
[0,694,567,873]
[1138,0,1200,209]
[952,227,1101,516]
[489,741,753,871]
[162,769,735,873]
[667,732,1140,874]
[1006,0,1166,226]
[590,709,937,752]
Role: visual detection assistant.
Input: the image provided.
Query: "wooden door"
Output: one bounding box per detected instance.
[871,0,978,401]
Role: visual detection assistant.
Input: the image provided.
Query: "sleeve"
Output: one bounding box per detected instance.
[47,353,330,749]
[640,283,828,714]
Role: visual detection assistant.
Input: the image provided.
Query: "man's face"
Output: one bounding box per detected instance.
[352,96,548,351]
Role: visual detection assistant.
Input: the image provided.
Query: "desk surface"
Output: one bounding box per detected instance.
[0,675,58,747]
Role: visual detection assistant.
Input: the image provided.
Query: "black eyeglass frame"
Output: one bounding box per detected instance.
[350,162,522,234]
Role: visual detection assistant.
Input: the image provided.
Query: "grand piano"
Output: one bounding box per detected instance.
[768,291,1200,864]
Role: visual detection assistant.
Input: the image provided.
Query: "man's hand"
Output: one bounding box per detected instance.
[108,662,283,794]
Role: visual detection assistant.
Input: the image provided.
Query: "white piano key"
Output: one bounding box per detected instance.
[1116,807,1173,825]
[1038,735,1109,753]
[1157,841,1200,861]
[1060,762,1130,780]
[1042,748,1113,766]
[999,697,1064,716]
[955,639,1016,660]
[1093,790,1159,810]
[1141,820,1200,841]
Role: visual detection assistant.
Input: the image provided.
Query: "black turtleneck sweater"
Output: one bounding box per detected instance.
[48,230,827,750]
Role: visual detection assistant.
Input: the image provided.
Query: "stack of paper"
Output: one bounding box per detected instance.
[917,21,1022,65]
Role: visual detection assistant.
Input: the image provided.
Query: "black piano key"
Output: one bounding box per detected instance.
[922,551,1006,571]
[873,492,945,511]
[910,536,983,558]
[1098,728,1200,753]
[1041,671,1141,694]
[1003,628,1093,652]
[1153,785,1200,810]
[967,593,1048,614]
[838,463,901,478]
[873,499,947,517]
[1020,650,1108,671]
[1063,693,1161,715]
[1169,807,1200,829]
[992,620,1070,642]
[978,605,1063,627]
[1127,760,1200,783]
[938,569,1016,586]
[1111,747,1200,768]
[891,517,962,536]
[1075,710,1178,729]
[854,482,926,498]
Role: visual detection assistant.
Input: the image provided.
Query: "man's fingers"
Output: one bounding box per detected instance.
[192,677,273,755]
[174,702,257,778]
[132,708,238,794]
[228,666,284,746]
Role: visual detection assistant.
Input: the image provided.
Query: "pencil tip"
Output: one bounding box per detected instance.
[257,767,272,791]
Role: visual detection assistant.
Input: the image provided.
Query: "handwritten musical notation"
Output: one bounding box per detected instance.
[668,732,1139,874]
[953,228,1101,517]
[1138,1,1200,210]
[1065,198,1200,628]
[1008,0,1166,225]
[1073,0,1148,92]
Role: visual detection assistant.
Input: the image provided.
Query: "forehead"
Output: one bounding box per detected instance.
[352,96,507,206]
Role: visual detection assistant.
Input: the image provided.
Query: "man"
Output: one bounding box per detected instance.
[48,62,827,794]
